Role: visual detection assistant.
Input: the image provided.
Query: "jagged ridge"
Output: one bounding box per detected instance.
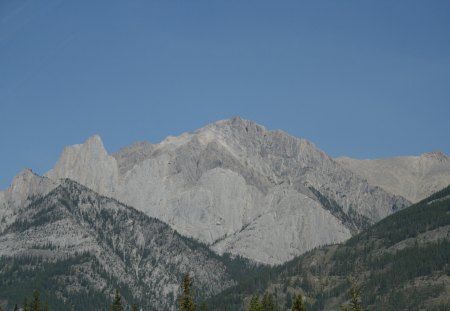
[40,117,410,264]
[336,151,450,203]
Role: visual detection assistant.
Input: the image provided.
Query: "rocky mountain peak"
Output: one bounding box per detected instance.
[206,116,267,137]
[0,169,58,232]
[337,151,450,203]
[421,150,449,162]
[6,168,57,203]
[9,168,38,194]
[75,134,108,159]
[11,168,36,183]
[85,134,105,150]
[39,119,412,264]
[46,135,118,195]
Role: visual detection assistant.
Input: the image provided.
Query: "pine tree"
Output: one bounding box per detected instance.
[109,289,124,311]
[341,285,366,311]
[249,295,261,311]
[199,302,208,311]
[30,290,42,311]
[178,273,196,311]
[43,301,49,311]
[291,294,306,311]
[261,293,275,311]
[23,297,29,311]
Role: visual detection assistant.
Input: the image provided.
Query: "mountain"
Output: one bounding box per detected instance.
[336,151,450,203]
[208,185,450,311]
[0,178,245,311]
[44,117,409,264]
[0,169,58,232]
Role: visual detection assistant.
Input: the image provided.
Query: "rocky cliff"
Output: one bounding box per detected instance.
[44,117,409,264]
[0,168,58,232]
[336,151,450,203]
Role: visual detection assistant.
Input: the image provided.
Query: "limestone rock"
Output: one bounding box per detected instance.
[42,117,410,264]
[336,151,450,203]
[0,168,58,232]
[46,135,119,195]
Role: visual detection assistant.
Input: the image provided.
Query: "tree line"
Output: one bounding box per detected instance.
[1,273,367,311]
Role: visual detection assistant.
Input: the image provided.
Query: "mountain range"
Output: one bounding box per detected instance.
[38,117,417,264]
[0,117,449,310]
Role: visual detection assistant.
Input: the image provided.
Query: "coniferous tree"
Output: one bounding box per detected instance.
[23,297,29,311]
[131,304,139,311]
[261,293,275,311]
[249,295,261,311]
[30,290,42,311]
[109,289,124,311]
[14,304,19,311]
[43,301,49,311]
[178,273,196,311]
[342,285,366,311]
[291,294,306,311]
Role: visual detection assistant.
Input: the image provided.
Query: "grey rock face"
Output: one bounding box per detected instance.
[46,135,119,195]
[336,151,450,203]
[42,117,410,264]
[0,168,58,232]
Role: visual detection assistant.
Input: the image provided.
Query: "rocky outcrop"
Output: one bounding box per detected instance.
[336,151,450,203]
[0,168,58,232]
[46,135,118,195]
[42,117,409,264]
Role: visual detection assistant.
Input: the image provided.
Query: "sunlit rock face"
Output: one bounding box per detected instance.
[0,168,58,232]
[43,117,409,264]
[336,151,450,203]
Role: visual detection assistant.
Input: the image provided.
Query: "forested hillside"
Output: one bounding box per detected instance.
[0,180,256,311]
[208,185,450,311]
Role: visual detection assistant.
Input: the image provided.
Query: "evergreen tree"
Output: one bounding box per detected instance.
[109,289,124,311]
[14,304,19,311]
[178,273,196,311]
[199,302,208,311]
[261,293,275,311]
[43,301,49,311]
[285,292,293,309]
[249,295,261,311]
[131,304,139,311]
[23,297,29,311]
[342,285,366,311]
[30,290,42,311]
[291,294,306,311]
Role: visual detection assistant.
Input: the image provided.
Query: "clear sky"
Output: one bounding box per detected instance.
[1,0,449,189]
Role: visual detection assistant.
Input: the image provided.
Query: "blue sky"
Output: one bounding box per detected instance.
[1,0,449,189]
